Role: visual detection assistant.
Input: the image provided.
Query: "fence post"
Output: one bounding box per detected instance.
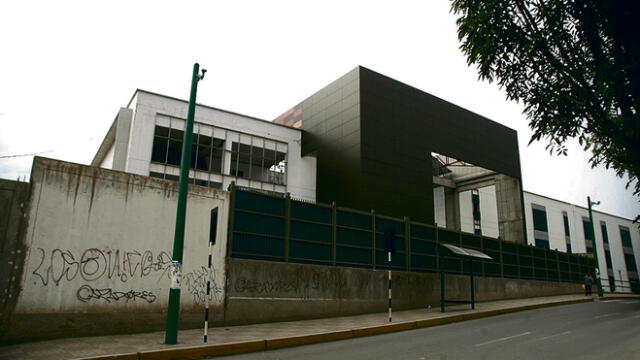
[498,237,504,278]
[516,243,521,279]
[478,235,484,276]
[544,248,549,281]
[226,181,236,258]
[332,201,337,266]
[371,209,376,269]
[284,192,291,262]
[556,250,561,282]
[405,217,411,272]
[435,224,440,274]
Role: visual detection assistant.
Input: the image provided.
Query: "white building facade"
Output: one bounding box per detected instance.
[92,90,317,202]
[447,186,640,293]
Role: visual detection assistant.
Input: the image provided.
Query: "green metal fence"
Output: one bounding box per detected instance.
[228,185,593,283]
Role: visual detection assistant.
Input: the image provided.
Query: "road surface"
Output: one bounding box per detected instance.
[210,299,640,360]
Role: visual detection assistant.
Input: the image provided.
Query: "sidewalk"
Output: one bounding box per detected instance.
[1,294,636,360]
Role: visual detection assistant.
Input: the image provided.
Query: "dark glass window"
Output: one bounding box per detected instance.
[532,207,548,232]
[620,227,633,248]
[601,223,609,244]
[582,218,594,253]
[151,126,169,163]
[605,251,613,268]
[532,205,549,249]
[472,193,481,221]
[166,128,184,166]
[625,254,638,274]
[230,142,286,184]
[151,125,224,174]
[563,213,570,237]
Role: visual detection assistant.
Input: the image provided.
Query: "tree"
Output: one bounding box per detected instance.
[451,0,640,219]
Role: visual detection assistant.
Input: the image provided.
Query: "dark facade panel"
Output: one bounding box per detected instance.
[290,66,522,226]
[358,67,522,179]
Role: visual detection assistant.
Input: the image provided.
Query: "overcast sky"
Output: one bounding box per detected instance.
[1,1,638,220]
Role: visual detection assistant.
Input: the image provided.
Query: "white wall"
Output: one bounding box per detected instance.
[100,144,114,169]
[120,91,315,201]
[459,190,473,233]
[16,158,228,313]
[458,186,499,237]
[524,192,640,292]
[433,186,446,227]
[479,185,499,238]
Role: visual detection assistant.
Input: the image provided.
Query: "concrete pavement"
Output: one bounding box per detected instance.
[1,294,636,360]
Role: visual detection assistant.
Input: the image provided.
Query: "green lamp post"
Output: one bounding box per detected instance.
[165,63,206,344]
[587,196,604,297]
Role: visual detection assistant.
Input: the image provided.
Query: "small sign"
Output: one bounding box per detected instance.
[170,261,182,289]
[384,231,396,254]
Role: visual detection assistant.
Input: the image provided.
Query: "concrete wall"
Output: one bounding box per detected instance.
[2,157,229,343]
[223,258,582,325]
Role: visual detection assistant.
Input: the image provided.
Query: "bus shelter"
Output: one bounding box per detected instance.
[439,243,493,312]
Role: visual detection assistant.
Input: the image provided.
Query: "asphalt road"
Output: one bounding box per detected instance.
[210,299,640,360]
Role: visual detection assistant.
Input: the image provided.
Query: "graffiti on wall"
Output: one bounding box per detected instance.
[183,266,224,303]
[31,247,224,304]
[32,247,172,286]
[233,271,348,299]
[76,284,157,303]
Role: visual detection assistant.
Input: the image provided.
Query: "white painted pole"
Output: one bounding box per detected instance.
[204,238,213,342]
[388,251,392,322]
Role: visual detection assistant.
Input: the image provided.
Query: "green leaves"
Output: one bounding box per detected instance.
[452,0,640,221]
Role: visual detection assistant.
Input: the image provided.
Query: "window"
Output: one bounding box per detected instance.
[230,142,286,185]
[472,190,481,235]
[582,218,594,253]
[151,125,224,173]
[563,211,571,253]
[151,121,288,188]
[620,226,633,249]
[563,212,571,237]
[620,226,639,282]
[532,204,549,249]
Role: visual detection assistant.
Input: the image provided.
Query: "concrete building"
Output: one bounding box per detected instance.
[2,66,639,343]
[91,89,317,202]
[91,67,640,294]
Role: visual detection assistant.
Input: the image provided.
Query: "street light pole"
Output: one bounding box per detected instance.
[587,196,604,297]
[165,63,206,345]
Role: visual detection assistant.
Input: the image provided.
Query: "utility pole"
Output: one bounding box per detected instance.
[165,63,206,345]
[587,196,604,297]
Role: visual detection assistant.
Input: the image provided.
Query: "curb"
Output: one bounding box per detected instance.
[77,297,610,360]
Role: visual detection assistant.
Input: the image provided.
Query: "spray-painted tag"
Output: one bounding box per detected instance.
[170,261,182,289]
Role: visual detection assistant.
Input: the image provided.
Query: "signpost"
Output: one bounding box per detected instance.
[384,230,396,322]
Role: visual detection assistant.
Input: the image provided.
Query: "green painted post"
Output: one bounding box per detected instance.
[588,196,604,297]
[331,202,337,266]
[440,270,445,313]
[284,192,291,262]
[405,217,410,271]
[371,210,376,269]
[226,181,236,258]
[165,63,206,345]
[470,259,475,309]
[498,237,504,278]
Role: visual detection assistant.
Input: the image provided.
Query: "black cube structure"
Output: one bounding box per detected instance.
[275,66,527,243]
